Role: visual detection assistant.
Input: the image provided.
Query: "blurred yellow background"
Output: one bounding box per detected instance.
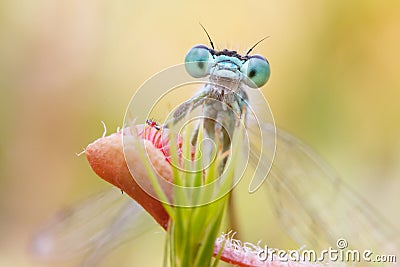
[1,0,399,266]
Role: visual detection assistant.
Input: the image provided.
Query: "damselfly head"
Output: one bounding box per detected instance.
[184,31,270,88]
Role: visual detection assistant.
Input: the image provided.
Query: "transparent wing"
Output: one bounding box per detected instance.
[259,124,399,261]
[244,88,276,193]
[31,188,158,267]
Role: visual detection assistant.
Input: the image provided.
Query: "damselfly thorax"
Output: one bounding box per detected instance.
[167,44,270,153]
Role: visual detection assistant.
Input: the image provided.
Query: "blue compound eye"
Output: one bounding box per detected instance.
[185,45,212,78]
[241,55,270,88]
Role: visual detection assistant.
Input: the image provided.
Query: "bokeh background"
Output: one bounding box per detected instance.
[1,0,399,266]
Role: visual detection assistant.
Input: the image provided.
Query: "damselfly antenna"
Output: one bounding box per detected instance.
[199,23,215,50]
[245,36,270,56]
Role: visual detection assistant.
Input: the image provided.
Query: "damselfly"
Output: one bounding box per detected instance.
[32,29,399,266]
